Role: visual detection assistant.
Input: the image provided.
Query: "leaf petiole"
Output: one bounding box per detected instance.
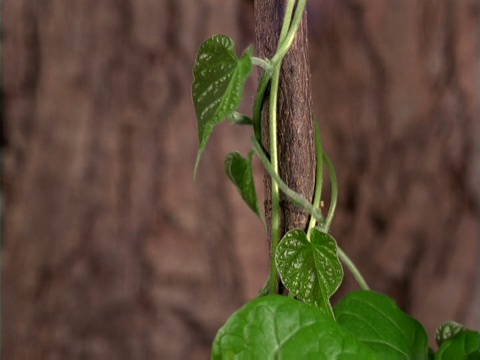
[336,246,370,290]
[322,152,338,232]
[307,120,324,239]
[251,57,272,71]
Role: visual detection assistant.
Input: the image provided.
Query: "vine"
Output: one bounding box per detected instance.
[191,0,479,358]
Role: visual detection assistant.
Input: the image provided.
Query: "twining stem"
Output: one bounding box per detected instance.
[337,247,370,290]
[271,0,307,65]
[252,0,309,294]
[307,120,324,239]
[268,0,309,295]
[252,138,322,221]
[252,0,307,146]
[267,65,282,294]
[277,0,296,45]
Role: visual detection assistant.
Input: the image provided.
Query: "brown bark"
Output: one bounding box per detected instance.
[254,1,316,285]
[2,0,261,358]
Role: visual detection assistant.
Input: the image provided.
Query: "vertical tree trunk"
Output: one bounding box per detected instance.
[254,0,316,290]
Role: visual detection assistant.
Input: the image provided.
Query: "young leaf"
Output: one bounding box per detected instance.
[192,34,253,177]
[212,295,378,359]
[334,290,429,359]
[435,329,480,359]
[225,151,264,224]
[435,321,465,347]
[275,228,343,318]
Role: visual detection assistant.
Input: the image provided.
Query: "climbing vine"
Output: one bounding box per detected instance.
[191,0,479,358]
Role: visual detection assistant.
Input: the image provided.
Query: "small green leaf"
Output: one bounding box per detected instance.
[212,295,378,359]
[436,321,464,347]
[435,329,480,359]
[192,34,253,177]
[334,290,429,359]
[275,228,343,317]
[225,151,264,224]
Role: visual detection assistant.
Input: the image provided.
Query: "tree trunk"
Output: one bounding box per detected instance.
[254,0,316,291]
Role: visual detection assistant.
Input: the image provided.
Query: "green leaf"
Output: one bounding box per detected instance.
[225,151,264,224]
[435,329,480,359]
[212,295,378,359]
[436,321,465,347]
[334,290,429,359]
[192,34,253,177]
[275,228,343,317]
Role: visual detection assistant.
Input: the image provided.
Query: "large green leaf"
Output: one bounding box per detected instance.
[275,228,343,316]
[225,151,264,223]
[435,329,480,359]
[212,295,378,359]
[192,34,253,177]
[334,290,429,359]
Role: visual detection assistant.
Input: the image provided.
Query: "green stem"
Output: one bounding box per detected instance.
[253,0,306,148]
[260,0,309,295]
[307,120,324,239]
[277,0,296,46]
[323,153,338,232]
[337,247,370,290]
[271,0,307,65]
[252,137,322,221]
[251,57,272,71]
[267,64,281,294]
[253,0,298,144]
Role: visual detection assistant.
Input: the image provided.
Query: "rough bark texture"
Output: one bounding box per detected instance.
[2,0,478,358]
[2,0,263,358]
[254,0,316,252]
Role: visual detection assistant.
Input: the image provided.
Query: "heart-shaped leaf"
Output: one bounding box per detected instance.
[225,151,264,224]
[275,228,343,317]
[192,34,253,177]
[334,290,429,359]
[435,329,480,359]
[212,295,378,359]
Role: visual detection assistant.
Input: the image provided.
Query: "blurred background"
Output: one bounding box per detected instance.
[2,0,478,358]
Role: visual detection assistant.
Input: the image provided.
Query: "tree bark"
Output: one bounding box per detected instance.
[254,0,316,290]
[2,0,259,358]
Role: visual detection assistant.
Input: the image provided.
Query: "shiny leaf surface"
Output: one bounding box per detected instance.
[192,35,252,176]
[334,290,429,359]
[212,295,378,359]
[275,228,343,316]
